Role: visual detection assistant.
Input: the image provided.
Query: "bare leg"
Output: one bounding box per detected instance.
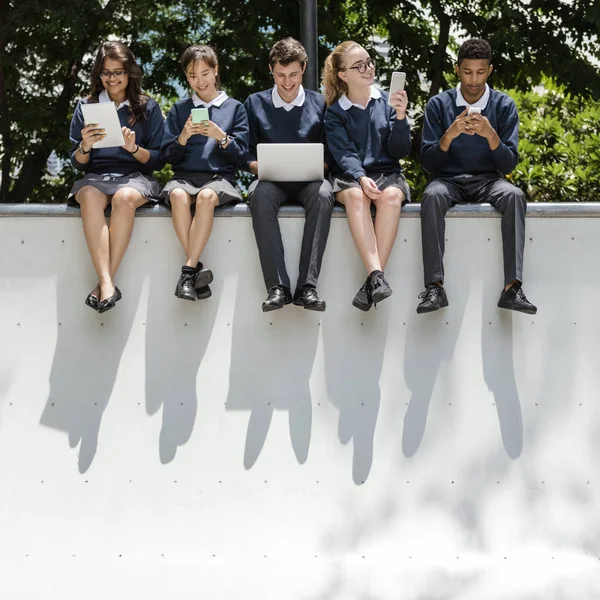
[336,187,381,274]
[169,188,194,256]
[76,186,111,298]
[372,187,404,270]
[107,187,147,300]
[185,189,219,266]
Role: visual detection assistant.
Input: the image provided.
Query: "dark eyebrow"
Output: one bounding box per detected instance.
[351,58,369,66]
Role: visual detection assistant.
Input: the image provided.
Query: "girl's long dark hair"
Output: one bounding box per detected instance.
[88,41,148,125]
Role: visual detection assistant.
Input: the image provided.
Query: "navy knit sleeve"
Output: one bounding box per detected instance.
[69,100,88,172]
[491,96,519,175]
[160,103,187,166]
[221,102,249,165]
[243,96,259,168]
[386,103,412,159]
[324,105,365,181]
[420,97,448,175]
[141,99,166,171]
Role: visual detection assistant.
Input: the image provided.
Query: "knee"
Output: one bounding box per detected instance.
[341,187,367,212]
[77,186,106,208]
[112,188,141,211]
[378,187,403,210]
[169,188,191,209]
[420,188,447,213]
[508,187,526,210]
[196,188,218,209]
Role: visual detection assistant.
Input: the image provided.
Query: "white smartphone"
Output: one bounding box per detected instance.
[467,106,482,115]
[388,71,406,105]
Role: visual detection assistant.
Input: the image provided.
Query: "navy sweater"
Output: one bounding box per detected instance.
[243,88,332,168]
[421,88,519,178]
[324,90,411,181]
[70,96,165,174]
[160,97,249,181]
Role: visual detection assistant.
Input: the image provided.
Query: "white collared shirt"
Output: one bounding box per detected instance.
[98,89,130,110]
[192,90,229,108]
[272,85,305,111]
[455,83,490,110]
[338,86,382,111]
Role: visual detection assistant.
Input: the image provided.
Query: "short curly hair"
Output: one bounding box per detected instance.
[269,37,308,67]
[457,39,492,65]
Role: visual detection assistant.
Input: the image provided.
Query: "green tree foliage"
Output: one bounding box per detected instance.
[1,0,599,202]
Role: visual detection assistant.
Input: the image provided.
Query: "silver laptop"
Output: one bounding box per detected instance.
[257,143,324,182]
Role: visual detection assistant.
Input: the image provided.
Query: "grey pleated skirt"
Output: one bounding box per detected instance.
[160,174,243,207]
[330,171,411,203]
[68,172,161,203]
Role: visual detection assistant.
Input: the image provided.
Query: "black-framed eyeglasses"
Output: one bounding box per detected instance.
[100,69,126,79]
[347,59,375,74]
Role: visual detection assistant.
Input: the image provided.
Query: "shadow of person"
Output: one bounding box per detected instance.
[322,290,390,485]
[40,257,143,474]
[144,250,220,465]
[481,290,524,459]
[226,244,320,469]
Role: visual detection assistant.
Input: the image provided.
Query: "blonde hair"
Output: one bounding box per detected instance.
[321,41,362,106]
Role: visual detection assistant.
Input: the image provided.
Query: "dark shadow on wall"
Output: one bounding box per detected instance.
[322,300,390,485]
[41,268,143,474]
[226,256,319,469]
[144,268,220,464]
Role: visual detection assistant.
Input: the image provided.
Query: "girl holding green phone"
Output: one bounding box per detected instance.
[160,45,249,302]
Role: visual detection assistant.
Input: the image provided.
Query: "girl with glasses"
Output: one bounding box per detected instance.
[160,45,249,302]
[68,41,165,313]
[322,41,411,311]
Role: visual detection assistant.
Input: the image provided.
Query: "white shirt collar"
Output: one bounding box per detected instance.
[99,89,130,110]
[272,85,305,111]
[192,90,228,108]
[338,86,381,111]
[455,83,490,109]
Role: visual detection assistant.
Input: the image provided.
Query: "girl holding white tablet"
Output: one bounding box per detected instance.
[160,45,249,302]
[322,41,411,311]
[69,41,165,313]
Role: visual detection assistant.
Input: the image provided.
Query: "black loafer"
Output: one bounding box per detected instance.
[85,289,100,311]
[498,284,537,315]
[196,285,212,300]
[97,287,122,314]
[262,285,293,312]
[352,279,373,311]
[175,271,197,301]
[293,286,326,311]
[194,262,214,291]
[416,283,448,314]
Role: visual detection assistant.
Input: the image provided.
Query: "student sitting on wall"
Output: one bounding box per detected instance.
[243,37,335,312]
[160,45,249,302]
[322,41,411,311]
[69,41,165,313]
[417,38,536,315]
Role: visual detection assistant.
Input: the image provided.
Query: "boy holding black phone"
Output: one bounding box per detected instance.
[417,38,537,315]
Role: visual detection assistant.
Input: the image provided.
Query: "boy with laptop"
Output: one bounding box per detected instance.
[244,37,335,312]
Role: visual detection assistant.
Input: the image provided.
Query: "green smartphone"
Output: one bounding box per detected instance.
[191,107,209,123]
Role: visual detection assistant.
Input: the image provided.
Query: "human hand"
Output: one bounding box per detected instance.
[465,113,494,138]
[446,108,475,139]
[80,123,105,151]
[249,161,258,175]
[178,115,204,145]
[199,120,226,141]
[121,127,137,152]
[390,90,408,119]
[360,176,382,200]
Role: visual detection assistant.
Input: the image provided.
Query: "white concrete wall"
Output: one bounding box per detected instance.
[0,206,599,599]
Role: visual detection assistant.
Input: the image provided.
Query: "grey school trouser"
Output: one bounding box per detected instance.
[248,180,335,292]
[420,174,527,287]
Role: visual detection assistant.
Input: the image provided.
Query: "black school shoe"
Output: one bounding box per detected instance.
[194,262,214,291]
[497,283,537,315]
[352,279,373,312]
[262,285,293,312]
[175,266,198,301]
[293,286,326,311]
[369,270,393,305]
[416,283,449,314]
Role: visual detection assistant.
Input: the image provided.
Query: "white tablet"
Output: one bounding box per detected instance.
[81,102,125,148]
[257,143,324,182]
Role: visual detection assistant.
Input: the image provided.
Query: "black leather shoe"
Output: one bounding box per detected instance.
[196,285,212,300]
[416,283,448,314]
[293,286,326,311]
[352,279,373,312]
[369,270,392,305]
[85,289,100,311]
[97,287,122,314]
[175,269,197,301]
[194,262,214,291]
[498,284,537,315]
[262,285,292,312]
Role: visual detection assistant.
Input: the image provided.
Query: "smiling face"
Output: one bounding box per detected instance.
[100,57,129,100]
[186,59,218,100]
[337,46,375,93]
[270,60,305,103]
[455,58,493,104]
